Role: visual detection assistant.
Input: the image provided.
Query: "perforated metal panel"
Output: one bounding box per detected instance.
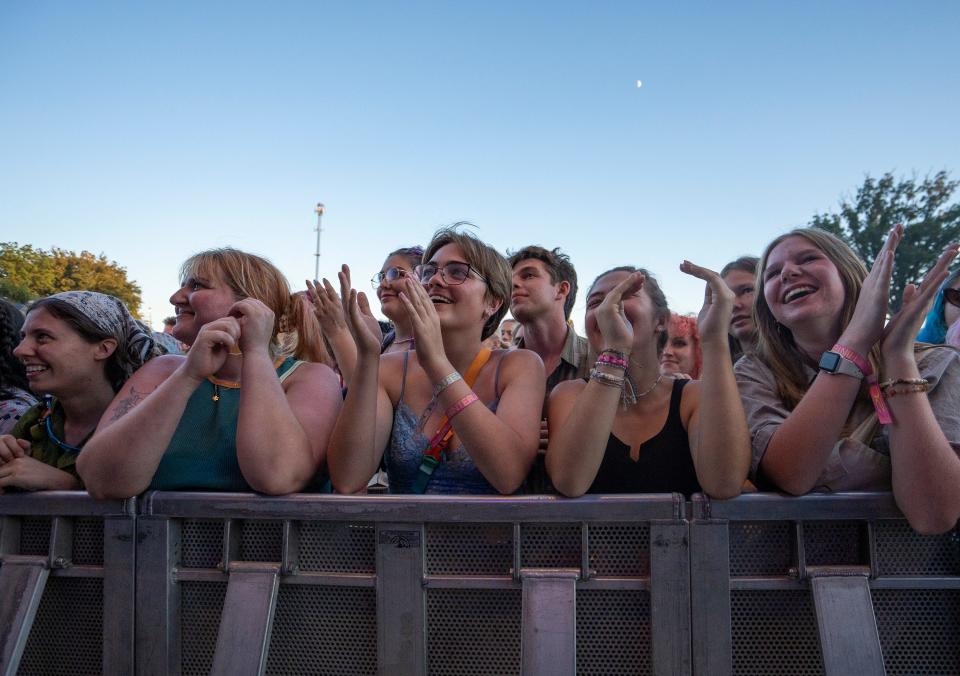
[728,522,793,576]
[873,521,960,576]
[730,590,823,676]
[180,580,226,676]
[577,589,651,675]
[426,523,512,575]
[299,522,375,573]
[803,520,863,566]
[18,577,103,676]
[18,516,50,556]
[239,519,283,562]
[873,589,960,676]
[588,523,650,577]
[426,589,521,675]
[521,523,580,568]
[266,586,377,675]
[72,517,104,566]
[180,519,223,568]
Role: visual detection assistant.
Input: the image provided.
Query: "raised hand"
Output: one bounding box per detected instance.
[881,242,960,359]
[306,278,349,336]
[183,317,240,381]
[398,277,446,373]
[228,298,275,355]
[680,260,735,343]
[596,271,644,352]
[338,265,382,357]
[839,224,902,354]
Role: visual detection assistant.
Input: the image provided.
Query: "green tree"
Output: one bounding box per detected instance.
[810,171,960,311]
[0,242,143,316]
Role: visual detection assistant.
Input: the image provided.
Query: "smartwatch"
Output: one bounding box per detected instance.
[818,351,865,379]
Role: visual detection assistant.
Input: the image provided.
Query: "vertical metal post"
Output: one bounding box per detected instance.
[810,570,886,676]
[689,521,732,676]
[136,515,182,676]
[103,513,137,676]
[520,569,578,676]
[314,202,325,281]
[649,521,692,676]
[376,523,425,676]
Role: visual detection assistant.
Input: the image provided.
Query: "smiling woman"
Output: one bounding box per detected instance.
[1,291,157,492]
[76,248,343,498]
[327,226,544,495]
[736,227,960,534]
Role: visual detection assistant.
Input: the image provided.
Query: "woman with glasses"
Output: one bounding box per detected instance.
[917,269,960,347]
[736,226,960,533]
[327,226,544,494]
[78,248,342,498]
[306,246,422,385]
[1,292,157,492]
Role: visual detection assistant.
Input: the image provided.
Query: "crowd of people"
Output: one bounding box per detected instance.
[2,224,959,533]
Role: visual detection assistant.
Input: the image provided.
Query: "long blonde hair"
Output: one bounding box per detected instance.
[754,228,878,410]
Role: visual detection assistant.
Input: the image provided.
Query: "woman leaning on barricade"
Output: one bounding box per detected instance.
[735,225,960,534]
[545,263,751,498]
[1,292,157,492]
[77,248,342,498]
[327,226,544,495]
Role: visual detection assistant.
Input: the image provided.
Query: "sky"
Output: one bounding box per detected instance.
[1,1,958,331]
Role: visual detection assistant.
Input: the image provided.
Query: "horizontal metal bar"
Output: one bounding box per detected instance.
[0,491,134,517]
[730,577,807,590]
[691,492,902,521]
[869,577,960,589]
[173,569,376,587]
[141,491,683,521]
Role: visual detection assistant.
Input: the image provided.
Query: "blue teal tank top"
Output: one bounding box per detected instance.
[148,358,323,491]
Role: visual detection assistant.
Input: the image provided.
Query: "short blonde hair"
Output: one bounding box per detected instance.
[423,225,511,341]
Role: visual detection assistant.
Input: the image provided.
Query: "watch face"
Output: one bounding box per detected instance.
[819,352,841,372]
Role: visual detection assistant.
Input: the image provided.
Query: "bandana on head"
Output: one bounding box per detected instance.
[48,291,157,383]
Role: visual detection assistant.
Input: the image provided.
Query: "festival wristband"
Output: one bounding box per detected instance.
[433,371,462,397]
[445,393,479,420]
[831,344,893,425]
[831,344,871,376]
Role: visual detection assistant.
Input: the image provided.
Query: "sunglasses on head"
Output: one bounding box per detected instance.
[944,287,960,308]
[414,261,487,286]
[371,267,412,289]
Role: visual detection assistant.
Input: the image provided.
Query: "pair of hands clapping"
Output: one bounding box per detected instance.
[596,262,734,353]
[840,224,959,359]
[183,299,276,382]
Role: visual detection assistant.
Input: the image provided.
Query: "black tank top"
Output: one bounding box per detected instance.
[587,378,701,496]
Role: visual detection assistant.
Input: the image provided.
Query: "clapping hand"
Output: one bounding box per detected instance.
[679,260,735,344]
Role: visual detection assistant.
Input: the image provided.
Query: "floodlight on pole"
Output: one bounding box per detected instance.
[314,202,325,281]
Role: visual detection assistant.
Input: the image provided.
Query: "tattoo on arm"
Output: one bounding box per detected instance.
[109,387,147,422]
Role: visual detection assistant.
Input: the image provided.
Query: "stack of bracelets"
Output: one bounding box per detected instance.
[589,348,641,406]
[879,377,930,398]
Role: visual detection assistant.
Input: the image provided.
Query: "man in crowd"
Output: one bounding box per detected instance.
[508,246,589,492]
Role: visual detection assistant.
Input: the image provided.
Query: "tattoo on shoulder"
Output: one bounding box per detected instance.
[109,387,147,422]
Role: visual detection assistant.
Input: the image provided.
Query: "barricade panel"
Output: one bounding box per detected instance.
[730,589,822,676]
[576,589,651,675]
[425,523,512,576]
[872,589,960,675]
[426,588,522,675]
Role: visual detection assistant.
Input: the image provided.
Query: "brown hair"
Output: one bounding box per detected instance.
[507,245,579,320]
[754,228,874,410]
[721,255,759,279]
[588,266,671,353]
[181,248,320,359]
[422,224,511,341]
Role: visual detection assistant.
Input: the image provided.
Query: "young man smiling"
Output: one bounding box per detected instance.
[508,246,589,492]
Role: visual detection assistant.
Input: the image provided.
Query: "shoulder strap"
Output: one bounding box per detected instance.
[397,351,411,403]
[278,359,305,384]
[411,349,492,493]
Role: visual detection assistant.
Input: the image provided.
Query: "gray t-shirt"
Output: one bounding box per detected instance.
[734,344,960,491]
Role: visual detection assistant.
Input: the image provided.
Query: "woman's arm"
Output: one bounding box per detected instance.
[78,317,242,499]
[326,280,395,494]
[679,262,752,498]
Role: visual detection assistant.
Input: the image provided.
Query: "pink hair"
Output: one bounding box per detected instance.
[667,313,702,378]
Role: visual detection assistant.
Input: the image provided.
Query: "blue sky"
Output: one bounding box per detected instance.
[1,1,958,330]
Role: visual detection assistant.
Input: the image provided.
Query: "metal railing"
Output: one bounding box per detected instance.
[1,490,957,676]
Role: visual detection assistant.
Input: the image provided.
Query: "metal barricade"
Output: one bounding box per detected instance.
[0,491,136,676]
[689,492,960,676]
[136,492,689,676]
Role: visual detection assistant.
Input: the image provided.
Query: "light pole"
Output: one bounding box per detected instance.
[314,202,324,281]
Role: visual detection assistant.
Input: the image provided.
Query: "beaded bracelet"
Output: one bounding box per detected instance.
[878,377,928,390]
[433,371,462,396]
[596,354,629,370]
[445,392,479,419]
[600,348,629,361]
[590,368,625,389]
[882,380,930,398]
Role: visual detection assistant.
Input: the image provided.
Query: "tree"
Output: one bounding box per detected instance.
[0,243,143,316]
[810,171,960,312]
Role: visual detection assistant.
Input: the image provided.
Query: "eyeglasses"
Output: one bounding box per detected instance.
[371,267,412,289]
[415,262,487,286]
[944,288,960,308]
